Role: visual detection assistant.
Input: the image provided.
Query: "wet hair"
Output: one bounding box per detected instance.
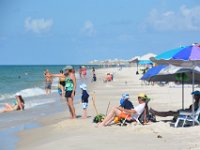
[18,96,25,104]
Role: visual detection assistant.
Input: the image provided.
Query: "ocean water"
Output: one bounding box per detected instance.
[0,65,100,100]
[0,65,101,150]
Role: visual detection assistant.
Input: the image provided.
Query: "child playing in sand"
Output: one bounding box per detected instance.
[80,84,89,119]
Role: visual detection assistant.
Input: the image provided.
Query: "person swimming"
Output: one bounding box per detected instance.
[0,93,25,113]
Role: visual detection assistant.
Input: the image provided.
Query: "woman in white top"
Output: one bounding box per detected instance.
[98,94,147,127]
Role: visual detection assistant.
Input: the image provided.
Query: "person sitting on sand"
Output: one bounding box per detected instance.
[150,91,200,118]
[0,93,25,113]
[80,83,89,119]
[98,93,146,127]
[104,73,112,82]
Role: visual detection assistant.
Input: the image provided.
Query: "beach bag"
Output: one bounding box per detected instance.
[139,105,156,124]
[93,114,105,123]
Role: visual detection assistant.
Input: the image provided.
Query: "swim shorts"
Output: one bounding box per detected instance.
[82,103,88,109]
[45,81,52,89]
[118,112,131,120]
[65,91,75,98]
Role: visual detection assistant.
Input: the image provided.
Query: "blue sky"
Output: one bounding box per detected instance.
[0,0,200,64]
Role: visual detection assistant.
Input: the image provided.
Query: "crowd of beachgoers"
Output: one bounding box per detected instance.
[1,65,200,129]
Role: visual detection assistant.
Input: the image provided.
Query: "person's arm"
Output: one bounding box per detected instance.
[71,75,76,97]
[123,109,137,115]
[50,73,64,77]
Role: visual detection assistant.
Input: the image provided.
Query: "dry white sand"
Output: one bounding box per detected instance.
[17,67,200,150]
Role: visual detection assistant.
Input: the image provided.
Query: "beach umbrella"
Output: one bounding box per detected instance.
[150,44,200,126]
[141,65,200,110]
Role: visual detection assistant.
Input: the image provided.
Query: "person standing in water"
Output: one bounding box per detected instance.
[65,66,77,118]
[58,70,66,96]
[51,66,77,119]
[44,69,53,95]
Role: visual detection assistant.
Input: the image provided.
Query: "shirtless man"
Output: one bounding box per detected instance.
[44,69,53,95]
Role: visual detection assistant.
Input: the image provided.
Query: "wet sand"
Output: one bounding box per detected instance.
[16,67,200,150]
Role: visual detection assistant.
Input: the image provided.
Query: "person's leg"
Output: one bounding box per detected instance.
[67,97,76,118]
[66,98,73,118]
[82,109,87,119]
[5,103,13,109]
[98,107,121,127]
[150,108,178,117]
[60,85,65,97]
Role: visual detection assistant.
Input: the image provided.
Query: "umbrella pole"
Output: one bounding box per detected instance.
[192,64,195,126]
[182,73,184,110]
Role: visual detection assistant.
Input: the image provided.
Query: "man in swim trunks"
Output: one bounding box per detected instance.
[44,69,53,95]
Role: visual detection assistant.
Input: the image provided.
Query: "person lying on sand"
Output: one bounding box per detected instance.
[150,91,200,118]
[98,93,146,127]
[0,93,25,113]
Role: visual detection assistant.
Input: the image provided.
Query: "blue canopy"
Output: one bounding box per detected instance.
[138,60,153,65]
[140,65,167,80]
[155,46,188,60]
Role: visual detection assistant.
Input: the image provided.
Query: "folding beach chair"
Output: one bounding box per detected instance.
[174,106,200,128]
[120,111,144,126]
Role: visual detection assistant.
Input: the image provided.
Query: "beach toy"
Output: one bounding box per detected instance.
[114,117,119,123]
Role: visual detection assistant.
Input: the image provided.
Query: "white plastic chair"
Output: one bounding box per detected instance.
[174,106,200,128]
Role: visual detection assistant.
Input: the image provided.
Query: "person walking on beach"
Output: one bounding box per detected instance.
[51,66,77,119]
[80,83,89,119]
[0,93,25,113]
[44,69,53,95]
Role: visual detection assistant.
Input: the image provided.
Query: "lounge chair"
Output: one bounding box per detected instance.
[120,110,145,126]
[174,106,200,127]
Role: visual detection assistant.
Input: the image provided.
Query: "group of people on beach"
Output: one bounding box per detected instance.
[43,66,90,119]
[1,66,200,129]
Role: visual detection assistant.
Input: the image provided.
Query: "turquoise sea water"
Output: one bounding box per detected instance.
[0,65,98,101]
[0,64,101,150]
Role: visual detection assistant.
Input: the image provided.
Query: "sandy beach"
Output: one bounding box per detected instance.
[16,67,200,150]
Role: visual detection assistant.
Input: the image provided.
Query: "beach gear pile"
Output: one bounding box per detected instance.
[93,114,105,123]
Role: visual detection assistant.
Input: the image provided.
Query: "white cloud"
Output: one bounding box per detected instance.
[144,5,200,31]
[24,17,53,33]
[81,20,96,37]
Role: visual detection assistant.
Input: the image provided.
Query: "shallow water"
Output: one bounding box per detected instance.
[0,65,99,150]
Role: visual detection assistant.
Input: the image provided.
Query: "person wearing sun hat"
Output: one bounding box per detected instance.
[150,90,200,117]
[80,83,89,119]
[98,93,146,127]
